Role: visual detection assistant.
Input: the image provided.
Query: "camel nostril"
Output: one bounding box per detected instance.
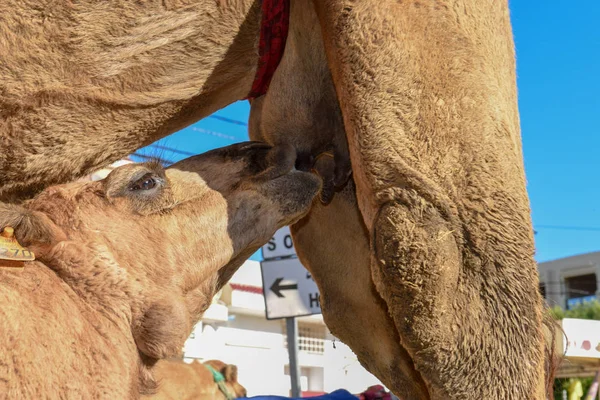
[295,153,314,172]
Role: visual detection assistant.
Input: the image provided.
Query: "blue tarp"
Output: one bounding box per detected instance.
[245,389,359,400]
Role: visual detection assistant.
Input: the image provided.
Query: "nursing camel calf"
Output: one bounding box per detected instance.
[0,142,320,398]
[146,359,247,400]
[0,0,550,398]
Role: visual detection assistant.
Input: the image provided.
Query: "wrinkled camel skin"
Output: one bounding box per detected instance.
[0,142,320,399]
[251,1,547,399]
[0,1,549,398]
[145,359,247,400]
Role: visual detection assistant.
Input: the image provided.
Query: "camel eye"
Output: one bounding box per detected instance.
[130,174,157,191]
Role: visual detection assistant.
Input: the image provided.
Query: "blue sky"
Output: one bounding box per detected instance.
[511,2,600,261]
[133,3,599,263]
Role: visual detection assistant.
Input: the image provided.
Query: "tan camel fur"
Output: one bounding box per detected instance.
[250,1,548,399]
[145,359,247,400]
[249,3,427,397]
[0,1,549,398]
[0,142,320,399]
[0,0,262,201]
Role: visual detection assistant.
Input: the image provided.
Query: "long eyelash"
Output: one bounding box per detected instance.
[145,160,166,175]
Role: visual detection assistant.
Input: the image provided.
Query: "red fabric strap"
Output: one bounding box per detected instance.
[245,0,290,100]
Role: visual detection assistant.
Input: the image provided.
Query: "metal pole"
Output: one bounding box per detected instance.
[286,317,301,397]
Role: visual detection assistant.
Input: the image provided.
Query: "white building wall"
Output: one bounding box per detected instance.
[538,251,600,308]
[182,261,382,396]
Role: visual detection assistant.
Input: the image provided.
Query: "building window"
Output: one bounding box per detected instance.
[283,323,326,354]
[565,273,597,300]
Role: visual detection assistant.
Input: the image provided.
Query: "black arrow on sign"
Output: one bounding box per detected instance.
[270,278,298,298]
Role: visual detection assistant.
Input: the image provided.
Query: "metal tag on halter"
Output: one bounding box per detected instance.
[0,227,35,263]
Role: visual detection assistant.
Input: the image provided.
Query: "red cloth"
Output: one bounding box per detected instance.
[246,0,290,100]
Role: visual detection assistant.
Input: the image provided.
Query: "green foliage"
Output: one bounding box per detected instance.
[554,378,594,400]
[549,299,600,321]
[550,300,600,399]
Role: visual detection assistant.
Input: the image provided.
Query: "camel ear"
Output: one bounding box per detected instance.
[133,296,191,360]
[223,364,238,382]
[0,202,66,251]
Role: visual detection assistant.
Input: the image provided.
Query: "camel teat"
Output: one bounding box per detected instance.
[0,226,35,265]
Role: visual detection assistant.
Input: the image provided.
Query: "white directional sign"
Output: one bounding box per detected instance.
[561,318,600,359]
[262,226,296,260]
[260,257,321,320]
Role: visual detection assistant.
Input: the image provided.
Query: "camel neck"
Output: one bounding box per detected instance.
[39,243,139,335]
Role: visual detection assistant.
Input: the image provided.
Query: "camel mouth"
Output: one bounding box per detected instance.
[269,166,322,195]
[265,169,322,221]
[167,143,321,209]
[286,169,322,189]
[290,167,323,197]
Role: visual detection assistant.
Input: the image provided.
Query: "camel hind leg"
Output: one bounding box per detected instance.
[312,0,547,396]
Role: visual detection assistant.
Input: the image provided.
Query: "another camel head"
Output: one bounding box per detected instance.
[148,359,248,399]
[0,142,320,365]
[202,360,248,399]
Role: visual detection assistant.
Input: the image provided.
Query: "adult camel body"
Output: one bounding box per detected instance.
[253,2,547,399]
[0,1,548,398]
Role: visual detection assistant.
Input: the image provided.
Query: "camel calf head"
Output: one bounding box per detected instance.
[0,142,320,396]
[147,359,247,400]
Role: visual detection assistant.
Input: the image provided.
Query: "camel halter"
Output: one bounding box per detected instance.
[0,227,35,267]
[245,0,290,100]
[206,364,236,400]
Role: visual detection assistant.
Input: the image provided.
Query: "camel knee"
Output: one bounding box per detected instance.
[371,198,461,349]
[371,198,546,399]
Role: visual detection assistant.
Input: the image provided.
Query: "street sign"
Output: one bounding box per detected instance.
[260,258,321,320]
[561,318,600,359]
[262,226,296,260]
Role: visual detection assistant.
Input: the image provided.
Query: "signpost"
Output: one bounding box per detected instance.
[286,317,301,398]
[262,226,296,260]
[260,227,322,397]
[261,258,321,320]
